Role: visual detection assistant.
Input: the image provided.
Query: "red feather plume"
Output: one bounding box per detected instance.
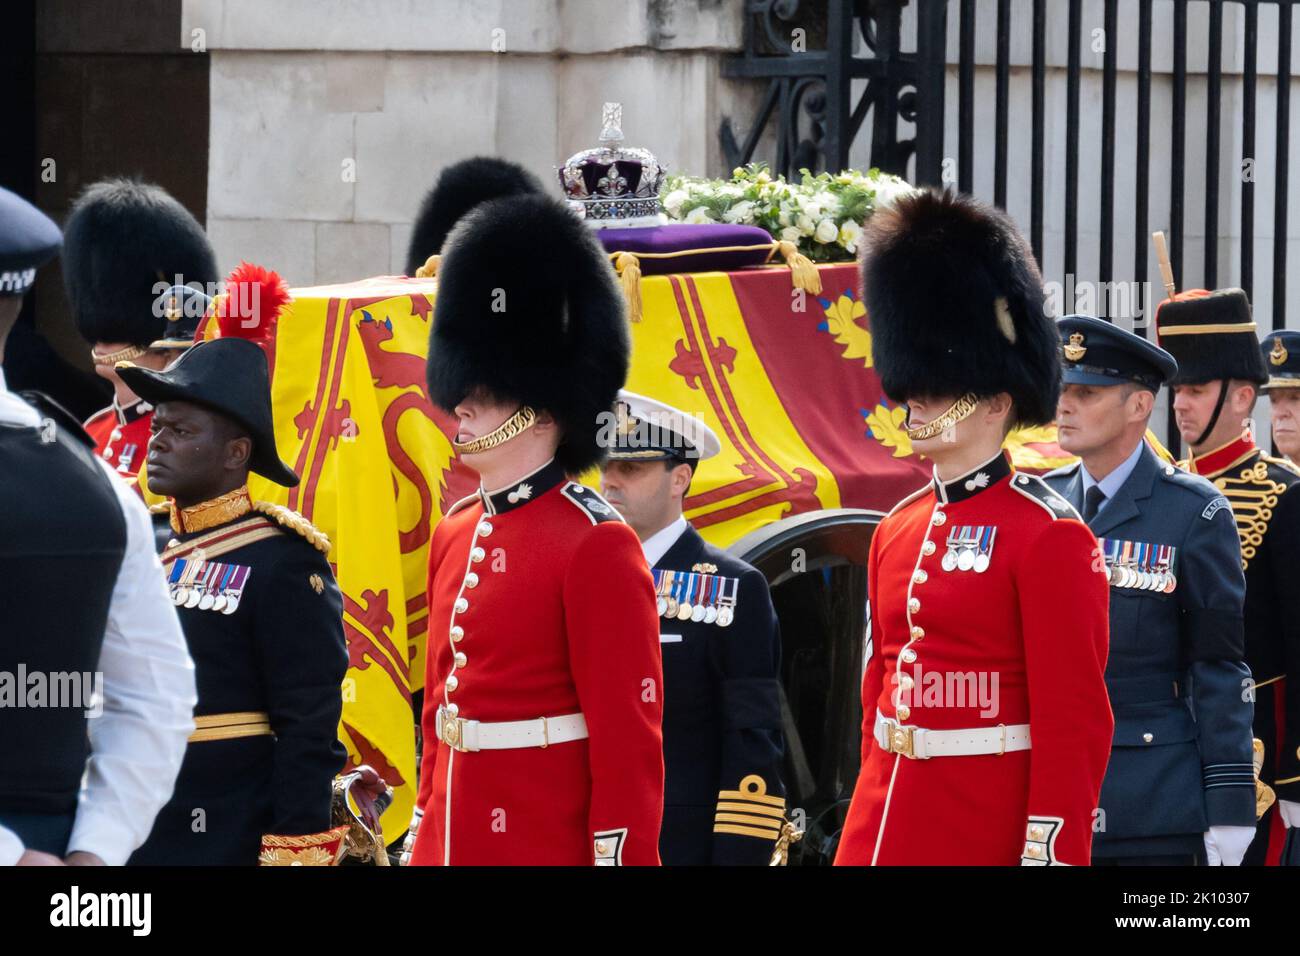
[216,261,291,343]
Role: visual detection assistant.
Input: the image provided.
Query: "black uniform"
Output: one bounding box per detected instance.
[653,524,785,865]
[130,502,348,865]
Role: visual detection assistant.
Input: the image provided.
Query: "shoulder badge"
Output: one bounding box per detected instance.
[560,482,624,526]
[1201,496,1231,521]
[1011,473,1081,521]
[251,501,332,554]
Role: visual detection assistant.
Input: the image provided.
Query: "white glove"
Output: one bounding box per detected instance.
[1278,800,1300,828]
[398,808,423,866]
[1203,825,1256,866]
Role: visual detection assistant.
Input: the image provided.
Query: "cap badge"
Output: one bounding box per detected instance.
[994,296,1017,344]
[615,401,636,436]
[1063,332,1087,362]
[1270,338,1289,366]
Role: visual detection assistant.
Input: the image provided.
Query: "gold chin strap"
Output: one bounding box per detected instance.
[92,344,146,367]
[904,393,980,441]
[452,405,538,454]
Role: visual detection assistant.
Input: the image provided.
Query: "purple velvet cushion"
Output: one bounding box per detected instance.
[595,223,774,275]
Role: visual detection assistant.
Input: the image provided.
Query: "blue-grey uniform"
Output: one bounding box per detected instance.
[603,391,788,866]
[1045,315,1256,863]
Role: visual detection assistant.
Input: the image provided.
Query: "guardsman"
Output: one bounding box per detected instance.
[600,390,787,865]
[1262,330,1300,463]
[62,178,218,491]
[405,194,664,866]
[1160,290,1300,865]
[0,186,196,866]
[1046,315,1256,865]
[834,189,1113,866]
[118,263,351,865]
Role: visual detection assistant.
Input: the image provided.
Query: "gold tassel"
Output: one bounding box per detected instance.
[414,254,440,279]
[614,252,643,322]
[775,240,822,295]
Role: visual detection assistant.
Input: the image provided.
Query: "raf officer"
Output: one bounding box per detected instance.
[600,391,787,865]
[1262,330,1300,464]
[1046,315,1257,865]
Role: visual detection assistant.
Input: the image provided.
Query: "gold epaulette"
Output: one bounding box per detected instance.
[1262,453,1300,478]
[149,501,172,516]
[251,501,332,554]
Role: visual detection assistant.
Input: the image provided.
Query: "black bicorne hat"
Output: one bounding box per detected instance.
[426,193,630,474]
[860,188,1060,427]
[117,338,299,487]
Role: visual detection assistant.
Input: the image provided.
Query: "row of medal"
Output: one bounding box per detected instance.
[166,557,252,614]
[941,525,997,573]
[653,569,739,627]
[1098,537,1178,592]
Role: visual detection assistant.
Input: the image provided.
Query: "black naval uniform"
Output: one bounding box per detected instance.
[651,522,786,865]
[129,496,348,865]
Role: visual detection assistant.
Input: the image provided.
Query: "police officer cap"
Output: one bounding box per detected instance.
[0,187,61,297]
[607,389,722,465]
[1057,314,1177,391]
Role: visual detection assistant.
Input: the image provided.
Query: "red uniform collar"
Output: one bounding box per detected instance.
[932,450,1013,504]
[1188,434,1258,477]
[479,458,567,516]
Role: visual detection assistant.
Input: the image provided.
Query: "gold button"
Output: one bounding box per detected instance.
[446,675,459,692]
[477,520,493,537]
[454,597,469,613]
[932,511,947,526]
[910,626,924,640]
[595,840,608,855]
[454,652,467,668]
[901,648,917,663]
[464,572,479,589]
[1030,826,1044,840]
[470,547,485,563]
[450,625,464,642]
[899,674,914,690]
[896,704,911,721]
[908,597,920,614]
[1026,844,1041,858]
[922,540,936,556]
[913,569,927,584]
[1143,732,1154,743]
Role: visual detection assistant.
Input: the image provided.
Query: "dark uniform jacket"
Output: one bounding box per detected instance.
[1185,436,1300,863]
[130,501,347,865]
[652,523,786,865]
[1047,444,1256,858]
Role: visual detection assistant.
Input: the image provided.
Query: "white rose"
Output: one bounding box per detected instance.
[796,214,815,236]
[685,206,716,224]
[780,226,803,244]
[838,219,863,254]
[663,189,689,219]
[723,200,756,224]
[814,218,839,243]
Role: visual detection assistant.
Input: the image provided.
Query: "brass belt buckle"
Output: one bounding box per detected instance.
[889,721,916,758]
[441,711,467,752]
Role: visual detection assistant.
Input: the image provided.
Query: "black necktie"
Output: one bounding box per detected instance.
[1083,485,1106,523]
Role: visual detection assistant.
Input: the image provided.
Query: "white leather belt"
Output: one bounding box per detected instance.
[875,710,1031,759]
[435,705,588,753]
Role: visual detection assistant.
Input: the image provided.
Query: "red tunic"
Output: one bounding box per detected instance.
[836,453,1113,866]
[411,460,665,865]
[83,399,153,494]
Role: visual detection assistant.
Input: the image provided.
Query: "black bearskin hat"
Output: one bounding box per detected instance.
[1155,288,1268,387]
[405,157,544,275]
[426,193,629,474]
[861,188,1059,427]
[62,178,218,348]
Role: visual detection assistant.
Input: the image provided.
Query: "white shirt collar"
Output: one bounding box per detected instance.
[1080,440,1145,505]
[641,515,689,568]
[0,366,41,428]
